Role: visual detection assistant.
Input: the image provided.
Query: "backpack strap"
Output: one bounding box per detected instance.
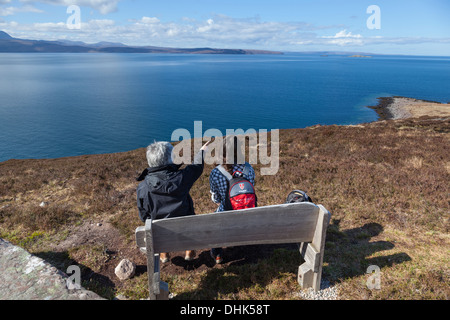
[218,163,251,180]
[243,162,250,177]
[231,162,251,177]
[217,165,233,181]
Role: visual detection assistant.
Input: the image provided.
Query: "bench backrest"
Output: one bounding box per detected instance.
[136,202,320,253]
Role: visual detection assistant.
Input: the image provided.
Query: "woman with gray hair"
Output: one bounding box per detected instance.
[136,140,210,263]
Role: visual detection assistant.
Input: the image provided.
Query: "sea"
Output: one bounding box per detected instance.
[0,53,449,162]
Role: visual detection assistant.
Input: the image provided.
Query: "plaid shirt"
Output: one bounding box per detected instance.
[209,163,256,212]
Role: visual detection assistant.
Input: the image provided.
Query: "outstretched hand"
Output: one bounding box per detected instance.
[200,139,213,151]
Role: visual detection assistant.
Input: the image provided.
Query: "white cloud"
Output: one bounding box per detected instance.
[325,29,362,39]
[197,18,215,33]
[0,18,118,40]
[0,5,43,16]
[33,21,66,30]
[2,14,450,53]
[19,0,121,14]
[318,29,450,48]
[322,29,363,46]
[166,15,327,48]
[84,19,115,28]
[2,14,318,47]
[140,16,160,25]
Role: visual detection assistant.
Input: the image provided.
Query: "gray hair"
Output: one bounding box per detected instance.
[146,141,173,167]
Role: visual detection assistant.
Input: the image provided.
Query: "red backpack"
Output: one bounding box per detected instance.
[217,162,257,211]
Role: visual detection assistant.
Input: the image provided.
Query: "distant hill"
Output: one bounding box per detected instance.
[0,31,13,40]
[0,31,283,54]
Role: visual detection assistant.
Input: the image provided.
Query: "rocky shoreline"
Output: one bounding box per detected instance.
[368,96,450,121]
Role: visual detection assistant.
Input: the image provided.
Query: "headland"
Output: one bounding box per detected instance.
[368,96,450,120]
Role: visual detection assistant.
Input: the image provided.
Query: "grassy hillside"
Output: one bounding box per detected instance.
[0,116,448,300]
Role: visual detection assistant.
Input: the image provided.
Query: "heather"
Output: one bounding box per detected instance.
[1,116,448,300]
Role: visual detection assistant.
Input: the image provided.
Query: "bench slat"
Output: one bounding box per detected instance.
[136,202,319,253]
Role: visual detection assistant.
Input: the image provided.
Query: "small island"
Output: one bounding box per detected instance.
[348,54,372,58]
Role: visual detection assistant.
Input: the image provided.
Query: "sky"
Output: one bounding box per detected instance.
[0,0,449,55]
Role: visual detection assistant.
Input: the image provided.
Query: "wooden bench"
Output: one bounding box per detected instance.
[135,202,331,300]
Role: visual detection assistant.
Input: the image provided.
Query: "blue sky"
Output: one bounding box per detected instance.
[1,0,449,55]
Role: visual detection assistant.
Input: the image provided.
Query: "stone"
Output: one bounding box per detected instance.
[0,238,104,300]
[114,259,136,281]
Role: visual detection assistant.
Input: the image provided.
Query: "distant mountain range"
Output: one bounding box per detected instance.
[0,31,282,54]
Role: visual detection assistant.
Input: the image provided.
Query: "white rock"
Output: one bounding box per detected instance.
[114,259,136,281]
[24,256,46,274]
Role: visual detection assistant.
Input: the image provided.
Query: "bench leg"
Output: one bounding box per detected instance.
[147,254,169,300]
[298,205,330,292]
[298,243,323,292]
[157,281,169,300]
[298,261,314,288]
[145,219,164,300]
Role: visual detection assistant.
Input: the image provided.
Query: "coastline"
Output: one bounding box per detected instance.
[368,96,450,120]
[1,96,449,163]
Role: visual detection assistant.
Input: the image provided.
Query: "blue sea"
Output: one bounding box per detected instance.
[0,53,449,162]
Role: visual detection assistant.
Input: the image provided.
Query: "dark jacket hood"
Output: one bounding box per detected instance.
[136,164,182,182]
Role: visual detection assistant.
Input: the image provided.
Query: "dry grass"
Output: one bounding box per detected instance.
[0,116,449,300]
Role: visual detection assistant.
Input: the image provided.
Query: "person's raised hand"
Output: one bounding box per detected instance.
[200,139,213,151]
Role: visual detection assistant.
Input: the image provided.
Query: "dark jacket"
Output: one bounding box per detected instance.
[136,150,204,222]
